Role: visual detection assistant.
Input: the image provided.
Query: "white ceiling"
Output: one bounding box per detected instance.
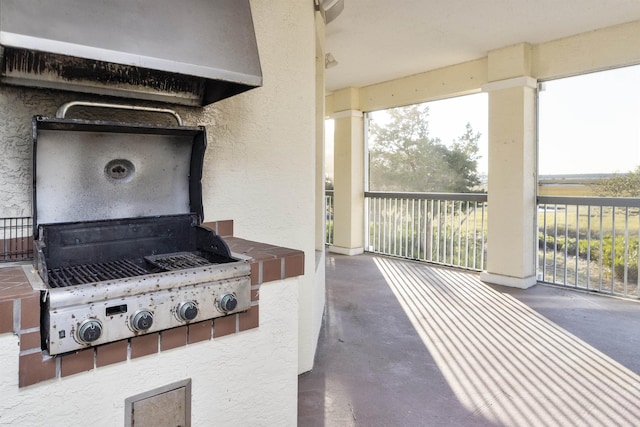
[324,0,640,92]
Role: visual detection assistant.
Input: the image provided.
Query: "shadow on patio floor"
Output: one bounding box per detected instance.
[298,253,640,427]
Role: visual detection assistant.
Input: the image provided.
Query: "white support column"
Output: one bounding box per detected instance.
[330,108,365,255]
[480,75,538,289]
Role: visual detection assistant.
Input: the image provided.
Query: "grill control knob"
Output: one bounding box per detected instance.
[131,310,154,331]
[77,319,102,343]
[218,293,238,312]
[177,301,198,321]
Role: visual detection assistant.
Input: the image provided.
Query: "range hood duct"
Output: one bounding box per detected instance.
[0,0,262,106]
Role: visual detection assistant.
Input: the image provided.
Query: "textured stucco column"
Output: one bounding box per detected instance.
[330,108,365,255]
[480,44,538,288]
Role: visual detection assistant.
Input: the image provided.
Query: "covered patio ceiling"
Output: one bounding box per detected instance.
[325,0,640,92]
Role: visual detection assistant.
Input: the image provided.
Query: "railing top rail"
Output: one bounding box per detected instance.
[365,191,487,202]
[538,195,640,208]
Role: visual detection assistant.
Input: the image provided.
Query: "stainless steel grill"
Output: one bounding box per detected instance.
[29,109,251,355]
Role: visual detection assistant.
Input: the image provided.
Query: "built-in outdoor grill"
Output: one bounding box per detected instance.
[26,104,251,356]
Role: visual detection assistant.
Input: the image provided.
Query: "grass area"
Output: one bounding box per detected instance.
[538,206,640,238]
[537,185,599,197]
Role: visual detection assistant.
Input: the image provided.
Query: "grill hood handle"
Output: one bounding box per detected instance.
[56,101,183,126]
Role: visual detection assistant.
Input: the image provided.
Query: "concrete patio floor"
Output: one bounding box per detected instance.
[298,253,640,426]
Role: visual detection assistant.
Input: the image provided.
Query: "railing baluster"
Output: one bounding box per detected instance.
[472,202,478,270]
[377,197,381,253]
[443,200,448,264]
[464,201,469,268]
[611,208,616,293]
[430,199,435,262]
[552,204,558,284]
[415,198,421,260]
[404,198,409,258]
[382,197,387,254]
[393,198,398,256]
[575,205,579,286]
[637,210,640,298]
[411,198,416,259]
[447,201,452,264]
[599,206,604,293]
[436,200,441,263]
[480,201,486,271]
[586,205,591,290]
[457,201,462,267]
[541,204,548,282]
[392,198,397,255]
[624,207,629,296]
[392,198,396,255]
[563,204,569,286]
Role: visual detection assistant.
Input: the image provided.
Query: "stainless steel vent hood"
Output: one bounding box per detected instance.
[0,0,262,106]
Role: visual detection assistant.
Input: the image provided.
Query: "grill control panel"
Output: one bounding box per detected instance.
[47,276,251,355]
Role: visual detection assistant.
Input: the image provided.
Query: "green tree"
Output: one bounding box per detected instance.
[368,104,481,192]
[593,166,640,197]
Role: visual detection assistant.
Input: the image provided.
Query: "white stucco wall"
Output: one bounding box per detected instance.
[0,0,321,424]
[189,0,325,375]
[197,1,321,372]
[0,279,298,426]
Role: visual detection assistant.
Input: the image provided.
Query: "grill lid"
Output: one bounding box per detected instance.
[32,116,206,235]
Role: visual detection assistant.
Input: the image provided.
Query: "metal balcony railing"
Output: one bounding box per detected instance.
[325,190,334,245]
[364,192,488,271]
[1,217,33,262]
[538,196,640,299]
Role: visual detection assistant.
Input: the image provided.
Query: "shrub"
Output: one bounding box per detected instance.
[542,233,639,282]
[538,233,577,255]
[603,235,638,282]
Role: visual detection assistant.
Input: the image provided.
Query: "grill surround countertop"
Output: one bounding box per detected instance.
[30,115,251,355]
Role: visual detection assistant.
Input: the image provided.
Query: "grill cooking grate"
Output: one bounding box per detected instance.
[144,252,212,271]
[46,252,213,288]
[48,259,148,288]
